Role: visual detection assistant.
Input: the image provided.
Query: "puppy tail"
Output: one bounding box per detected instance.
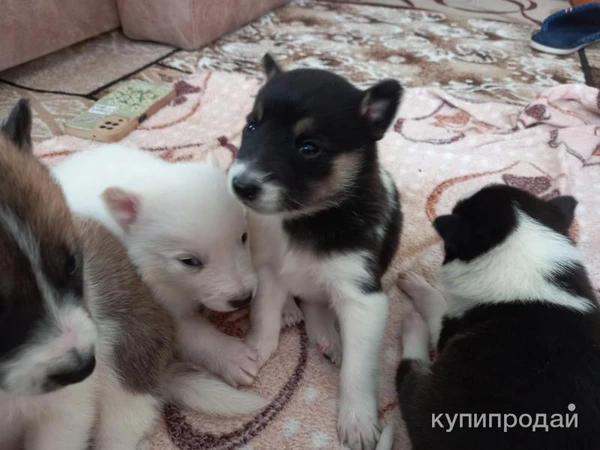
[375,423,394,450]
[161,362,268,416]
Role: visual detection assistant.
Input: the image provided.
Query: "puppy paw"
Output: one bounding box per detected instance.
[282,298,304,328]
[316,331,342,366]
[305,311,342,366]
[397,271,433,301]
[217,339,260,387]
[397,272,445,316]
[337,408,380,450]
[244,331,278,368]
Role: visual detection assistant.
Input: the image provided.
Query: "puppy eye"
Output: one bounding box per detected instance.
[65,254,78,278]
[179,257,203,268]
[245,121,257,133]
[299,141,320,158]
[241,232,248,244]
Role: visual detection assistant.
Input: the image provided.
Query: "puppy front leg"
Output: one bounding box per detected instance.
[333,287,388,450]
[179,314,259,387]
[245,266,288,367]
[397,272,446,348]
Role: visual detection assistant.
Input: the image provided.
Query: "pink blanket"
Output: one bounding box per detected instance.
[37,72,600,449]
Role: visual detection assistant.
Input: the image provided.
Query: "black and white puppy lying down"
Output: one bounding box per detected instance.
[397,184,600,450]
[228,54,403,450]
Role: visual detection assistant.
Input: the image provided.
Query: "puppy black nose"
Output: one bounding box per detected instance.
[228,294,253,310]
[48,354,96,387]
[232,177,260,201]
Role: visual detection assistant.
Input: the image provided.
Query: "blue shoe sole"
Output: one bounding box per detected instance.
[531,3,600,55]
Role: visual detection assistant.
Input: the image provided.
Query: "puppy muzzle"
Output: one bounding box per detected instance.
[228,293,253,310]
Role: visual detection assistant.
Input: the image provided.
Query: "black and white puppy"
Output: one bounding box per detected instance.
[397,184,600,450]
[228,54,403,450]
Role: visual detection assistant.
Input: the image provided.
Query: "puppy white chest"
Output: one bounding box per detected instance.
[280,249,329,301]
[249,212,372,302]
[249,214,327,300]
[280,248,373,305]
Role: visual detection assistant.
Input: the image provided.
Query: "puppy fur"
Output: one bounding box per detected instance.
[228,54,403,450]
[52,145,260,387]
[0,100,98,450]
[397,184,600,450]
[0,100,266,450]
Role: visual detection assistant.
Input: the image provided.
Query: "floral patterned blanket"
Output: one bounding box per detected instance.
[37,72,600,449]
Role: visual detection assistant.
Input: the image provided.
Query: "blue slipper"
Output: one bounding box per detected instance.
[531,3,600,55]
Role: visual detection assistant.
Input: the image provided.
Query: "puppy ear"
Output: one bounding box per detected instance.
[262,53,282,79]
[2,99,33,153]
[102,187,140,231]
[360,79,403,141]
[549,195,578,227]
[433,214,462,249]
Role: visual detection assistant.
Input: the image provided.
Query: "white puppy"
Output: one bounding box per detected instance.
[52,145,260,387]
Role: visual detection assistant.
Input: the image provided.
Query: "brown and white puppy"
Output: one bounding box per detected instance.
[0,100,266,450]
